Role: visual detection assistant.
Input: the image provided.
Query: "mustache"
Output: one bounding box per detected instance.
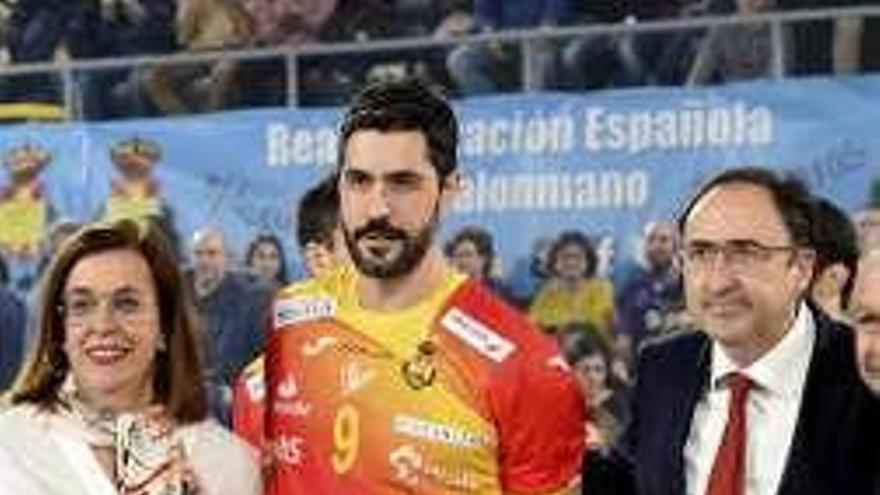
[354,219,408,242]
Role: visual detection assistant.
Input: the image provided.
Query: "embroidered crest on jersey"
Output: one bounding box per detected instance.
[440,307,516,362]
[274,295,335,329]
[401,340,438,390]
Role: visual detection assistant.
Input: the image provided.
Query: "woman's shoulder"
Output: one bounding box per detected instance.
[180,420,262,495]
[0,403,45,434]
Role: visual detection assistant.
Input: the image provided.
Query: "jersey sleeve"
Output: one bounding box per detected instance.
[491,339,587,493]
[232,358,266,452]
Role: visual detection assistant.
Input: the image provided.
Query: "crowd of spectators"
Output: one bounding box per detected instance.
[0,0,877,119]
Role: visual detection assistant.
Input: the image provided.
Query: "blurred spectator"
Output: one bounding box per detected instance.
[433,0,476,39]
[185,226,269,425]
[295,176,345,277]
[529,230,615,343]
[505,235,553,308]
[615,221,684,356]
[246,0,336,46]
[244,232,289,289]
[0,251,26,391]
[833,0,880,74]
[2,0,101,104]
[2,0,177,118]
[444,225,512,300]
[560,0,641,90]
[93,0,178,119]
[561,325,631,449]
[293,0,396,106]
[628,0,703,85]
[848,248,880,396]
[810,197,859,322]
[688,0,781,85]
[855,205,880,251]
[446,0,574,95]
[778,0,841,76]
[847,249,880,495]
[143,0,254,115]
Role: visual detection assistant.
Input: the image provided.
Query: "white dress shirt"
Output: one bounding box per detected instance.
[684,303,815,495]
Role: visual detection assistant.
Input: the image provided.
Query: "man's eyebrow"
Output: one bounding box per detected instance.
[384,170,423,180]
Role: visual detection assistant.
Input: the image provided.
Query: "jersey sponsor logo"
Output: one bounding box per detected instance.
[272,399,313,418]
[441,308,516,362]
[274,296,335,329]
[301,335,338,357]
[388,444,477,491]
[340,360,376,396]
[273,373,313,417]
[392,414,490,448]
[277,373,299,400]
[389,444,421,487]
[271,434,306,466]
[301,334,392,360]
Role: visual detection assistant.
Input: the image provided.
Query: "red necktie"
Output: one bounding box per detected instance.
[706,372,753,495]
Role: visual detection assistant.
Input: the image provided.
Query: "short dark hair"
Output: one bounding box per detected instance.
[245,232,289,285]
[444,226,496,278]
[296,176,339,250]
[547,230,598,278]
[338,77,458,181]
[12,218,208,423]
[812,196,859,307]
[677,166,815,249]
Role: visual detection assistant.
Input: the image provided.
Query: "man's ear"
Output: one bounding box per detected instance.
[439,170,463,212]
[796,248,818,293]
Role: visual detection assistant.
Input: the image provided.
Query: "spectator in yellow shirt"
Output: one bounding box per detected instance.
[529,230,615,344]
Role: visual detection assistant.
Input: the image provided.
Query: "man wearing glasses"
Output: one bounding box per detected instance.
[590,167,879,494]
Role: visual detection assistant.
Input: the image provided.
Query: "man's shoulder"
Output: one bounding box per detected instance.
[638,330,709,366]
[270,267,355,330]
[277,264,349,298]
[808,308,862,381]
[446,278,552,352]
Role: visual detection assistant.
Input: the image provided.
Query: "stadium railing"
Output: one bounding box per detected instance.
[0,5,878,122]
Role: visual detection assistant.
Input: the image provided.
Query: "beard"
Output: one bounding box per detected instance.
[344,214,436,279]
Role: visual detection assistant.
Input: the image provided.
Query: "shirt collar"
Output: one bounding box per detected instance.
[710,302,816,397]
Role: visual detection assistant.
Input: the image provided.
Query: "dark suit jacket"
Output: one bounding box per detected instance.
[585,307,880,495]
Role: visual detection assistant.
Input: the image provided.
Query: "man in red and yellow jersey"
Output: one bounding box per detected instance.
[233,175,344,453]
[265,78,586,494]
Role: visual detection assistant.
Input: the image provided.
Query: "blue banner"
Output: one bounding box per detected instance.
[1,74,878,289]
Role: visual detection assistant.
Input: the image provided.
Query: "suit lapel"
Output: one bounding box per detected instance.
[668,335,712,494]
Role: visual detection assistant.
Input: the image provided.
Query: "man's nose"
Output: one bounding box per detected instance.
[364,183,392,219]
[699,257,740,294]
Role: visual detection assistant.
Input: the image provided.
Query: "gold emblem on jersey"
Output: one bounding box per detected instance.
[401,340,437,390]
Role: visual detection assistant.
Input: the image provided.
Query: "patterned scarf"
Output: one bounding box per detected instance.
[55,377,190,495]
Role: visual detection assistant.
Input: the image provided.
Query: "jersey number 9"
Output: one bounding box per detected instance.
[332,404,360,474]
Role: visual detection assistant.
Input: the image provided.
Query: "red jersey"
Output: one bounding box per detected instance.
[265,266,585,494]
